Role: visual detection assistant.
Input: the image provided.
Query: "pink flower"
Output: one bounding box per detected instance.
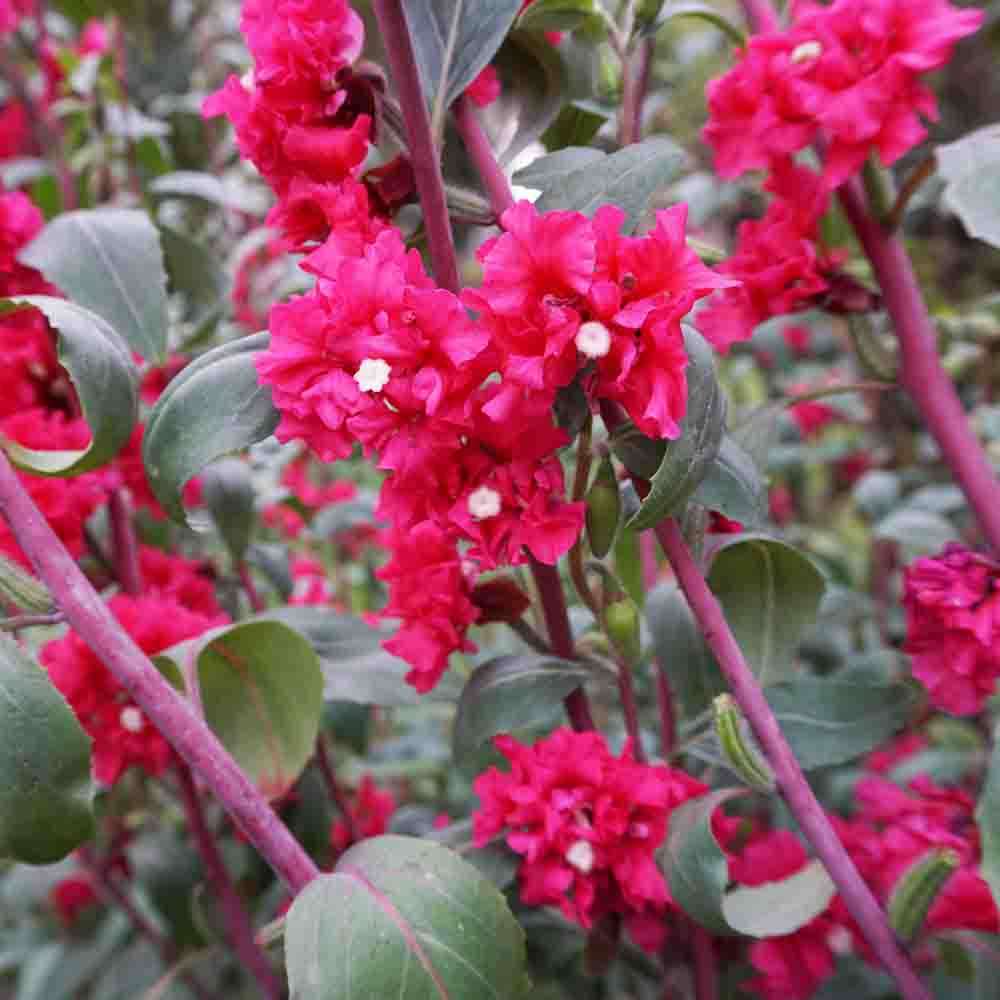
[43,594,226,785]
[903,544,1000,715]
[51,876,99,925]
[377,521,479,693]
[474,728,707,951]
[465,64,501,107]
[330,775,396,854]
[0,0,33,34]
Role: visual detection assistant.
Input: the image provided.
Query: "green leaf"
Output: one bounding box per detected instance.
[706,536,826,687]
[722,860,835,937]
[142,333,279,526]
[260,606,435,707]
[0,296,138,475]
[512,146,605,189]
[659,788,743,935]
[541,101,610,151]
[404,0,523,111]
[162,621,323,800]
[518,0,596,32]
[976,721,1000,915]
[627,328,726,531]
[690,435,767,528]
[453,654,593,758]
[19,208,169,363]
[201,458,255,564]
[637,1,746,44]
[873,509,955,554]
[769,678,921,770]
[535,137,686,233]
[149,170,243,209]
[285,835,530,1000]
[646,582,726,721]
[937,124,1000,249]
[0,636,95,864]
[158,225,231,339]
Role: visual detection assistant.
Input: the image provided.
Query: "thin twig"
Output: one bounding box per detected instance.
[314,735,357,845]
[886,153,937,231]
[0,611,64,631]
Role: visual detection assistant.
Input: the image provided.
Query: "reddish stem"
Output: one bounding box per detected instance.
[620,39,653,147]
[529,558,596,732]
[839,177,1000,554]
[655,518,930,1000]
[315,735,358,845]
[372,0,460,294]
[0,451,319,893]
[175,765,283,999]
[738,0,780,32]
[108,487,143,596]
[239,563,266,613]
[616,661,646,761]
[454,96,514,218]
[655,665,676,757]
[691,926,718,1000]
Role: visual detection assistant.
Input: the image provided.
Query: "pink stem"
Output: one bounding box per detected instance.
[315,735,358,846]
[454,97,514,218]
[239,563,266,613]
[529,559,596,732]
[619,39,653,147]
[838,177,1000,554]
[372,0,460,295]
[654,518,930,1000]
[108,487,143,596]
[0,451,319,893]
[640,531,658,589]
[691,926,718,1000]
[175,765,283,999]
[616,662,646,761]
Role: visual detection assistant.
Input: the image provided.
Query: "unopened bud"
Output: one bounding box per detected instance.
[604,599,641,664]
[585,458,621,559]
[0,552,53,614]
[887,848,960,944]
[714,694,775,791]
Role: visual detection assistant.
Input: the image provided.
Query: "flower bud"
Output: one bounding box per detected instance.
[0,552,53,614]
[604,598,641,664]
[585,458,621,559]
[887,848,960,944]
[714,694,775,791]
[471,577,531,625]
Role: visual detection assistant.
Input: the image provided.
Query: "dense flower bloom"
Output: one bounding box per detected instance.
[43,594,225,785]
[474,728,707,950]
[330,775,396,854]
[703,0,982,188]
[726,829,842,1000]
[902,544,1000,714]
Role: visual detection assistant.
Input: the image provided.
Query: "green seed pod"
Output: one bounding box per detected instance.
[604,599,641,664]
[714,694,775,792]
[0,552,53,614]
[887,848,960,944]
[585,458,621,559]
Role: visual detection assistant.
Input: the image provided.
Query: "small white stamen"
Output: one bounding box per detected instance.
[468,486,502,521]
[575,321,612,359]
[354,358,391,393]
[119,707,144,733]
[790,40,822,64]
[566,840,595,874]
[827,926,852,955]
[240,68,255,90]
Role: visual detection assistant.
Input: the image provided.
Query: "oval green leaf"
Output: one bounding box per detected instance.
[975,720,1000,914]
[659,788,743,935]
[690,435,767,528]
[161,620,323,800]
[0,296,138,475]
[0,635,95,864]
[142,333,279,526]
[722,860,836,938]
[453,653,593,758]
[201,458,255,564]
[286,835,530,1000]
[19,208,169,363]
[707,535,825,687]
[627,327,726,531]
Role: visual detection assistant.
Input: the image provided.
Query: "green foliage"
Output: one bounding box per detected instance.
[285,836,530,999]
[0,637,95,864]
[142,333,279,525]
[19,209,169,364]
[0,296,138,475]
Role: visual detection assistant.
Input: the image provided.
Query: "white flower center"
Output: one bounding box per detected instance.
[119,707,144,733]
[565,840,595,874]
[468,486,502,521]
[827,926,852,955]
[354,358,391,393]
[790,40,822,64]
[240,68,255,91]
[575,321,612,359]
